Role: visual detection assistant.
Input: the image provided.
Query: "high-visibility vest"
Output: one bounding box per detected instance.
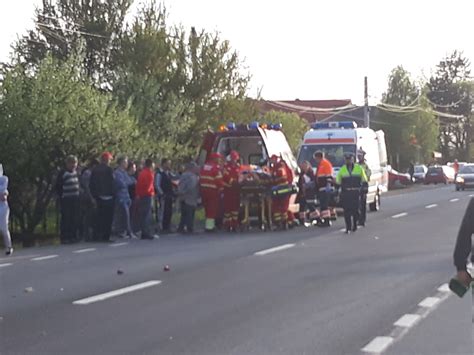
[223,162,240,189]
[316,158,334,190]
[200,162,223,191]
[336,164,368,192]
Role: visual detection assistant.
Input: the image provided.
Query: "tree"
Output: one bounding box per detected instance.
[13,0,133,85]
[0,55,139,238]
[427,51,472,161]
[375,66,438,168]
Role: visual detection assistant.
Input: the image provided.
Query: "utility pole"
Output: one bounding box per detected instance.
[364,76,370,128]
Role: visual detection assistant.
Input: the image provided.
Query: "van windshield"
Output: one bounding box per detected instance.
[298,144,356,167]
[216,136,267,165]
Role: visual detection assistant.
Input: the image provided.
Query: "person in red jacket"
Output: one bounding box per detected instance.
[136,158,158,240]
[200,153,224,232]
[223,151,241,232]
[270,155,290,229]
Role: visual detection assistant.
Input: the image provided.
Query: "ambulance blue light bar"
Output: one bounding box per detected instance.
[227,122,236,130]
[249,121,260,129]
[270,123,282,130]
[311,121,358,130]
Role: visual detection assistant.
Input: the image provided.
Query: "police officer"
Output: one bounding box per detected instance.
[336,153,368,234]
[357,150,371,227]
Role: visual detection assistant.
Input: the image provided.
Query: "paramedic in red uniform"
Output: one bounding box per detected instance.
[223,151,241,231]
[270,155,290,229]
[314,151,334,227]
[200,153,224,232]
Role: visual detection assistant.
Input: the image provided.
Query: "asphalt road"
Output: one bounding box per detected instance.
[1,185,472,355]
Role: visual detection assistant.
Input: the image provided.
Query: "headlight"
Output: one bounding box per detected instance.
[456,176,464,183]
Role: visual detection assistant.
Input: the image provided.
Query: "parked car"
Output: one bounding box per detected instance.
[388,165,413,189]
[413,164,428,183]
[424,165,456,185]
[455,164,474,191]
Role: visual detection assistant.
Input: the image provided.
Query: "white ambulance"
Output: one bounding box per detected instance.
[297,121,388,211]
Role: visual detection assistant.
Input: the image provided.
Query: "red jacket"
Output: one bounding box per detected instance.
[223,162,240,189]
[136,168,155,198]
[200,162,223,191]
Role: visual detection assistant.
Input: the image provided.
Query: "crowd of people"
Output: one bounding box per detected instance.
[55,152,200,244]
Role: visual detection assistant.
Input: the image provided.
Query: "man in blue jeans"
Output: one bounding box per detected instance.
[113,156,136,239]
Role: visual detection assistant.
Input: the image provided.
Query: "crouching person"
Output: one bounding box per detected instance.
[177,162,200,234]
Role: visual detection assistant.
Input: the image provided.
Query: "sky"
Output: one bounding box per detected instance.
[1,0,473,105]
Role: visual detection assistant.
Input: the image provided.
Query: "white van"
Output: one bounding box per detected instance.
[297,121,388,211]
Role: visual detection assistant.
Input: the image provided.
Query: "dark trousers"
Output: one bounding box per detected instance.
[342,191,360,231]
[178,202,196,232]
[60,197,80,242]
[162,195,173,231]
[138,196,153,238]
[359,193,367,225]
[95,198,114,241]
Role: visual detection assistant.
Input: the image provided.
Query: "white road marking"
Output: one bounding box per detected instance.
[254,244,295,256]
[0,263,12,268]
[425,204,438,209]
[438,283,450,292]
[450,198,459,202]
[418,297,440,308]
[110,242,128,247]
[31,255,58,261]
[73,248,96,254]
[394,314,421,328]
[339,228,346,232]
[73,280,162,305]
[470,194,474,197]
[392,212,408,219]
[361,336,394,353]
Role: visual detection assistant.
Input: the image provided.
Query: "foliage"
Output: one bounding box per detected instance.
[0,55,139,234]
[427,51,472,161]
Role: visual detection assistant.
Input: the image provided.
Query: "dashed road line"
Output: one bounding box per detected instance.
[110,242,128,247]
[73,280,162,305]
[418,296,440,308]
[31,255,58,261]
[394,314,421,328]
[361,336,394,353]
[73,248,96,254]
[0,263,12,268]
[450,198,459,202]
[391,212,408,219]
[254,244,295,256]
[425,204,438,209]
[437,283,450,292]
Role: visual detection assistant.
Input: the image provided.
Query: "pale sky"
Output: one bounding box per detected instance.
[1,0,473,104]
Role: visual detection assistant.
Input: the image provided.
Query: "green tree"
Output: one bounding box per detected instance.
[14,0,133,84]
[427,51,472,161]
[0,55,139,238]
[375,66,438,169]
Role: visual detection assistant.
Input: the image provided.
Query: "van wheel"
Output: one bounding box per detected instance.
[369,193,380,212]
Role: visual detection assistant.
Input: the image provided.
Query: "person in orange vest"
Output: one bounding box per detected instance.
[223,150,241,232]
[270,155,290,229]
[200,153,224,232]
[314,151,334,227]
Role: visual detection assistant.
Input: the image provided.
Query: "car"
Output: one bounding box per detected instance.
[387,165,413,189]
[412,164,428,183]
[455,164,474,191]
[424,165,456,185]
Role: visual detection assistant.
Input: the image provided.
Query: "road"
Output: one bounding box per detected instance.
[1,185,472,355]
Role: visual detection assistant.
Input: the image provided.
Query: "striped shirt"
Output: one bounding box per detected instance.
[58,170,80,198]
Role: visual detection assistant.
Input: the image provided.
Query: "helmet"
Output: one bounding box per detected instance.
[270,154,280,162]
[229,150,240,162]
[210,152,224,161]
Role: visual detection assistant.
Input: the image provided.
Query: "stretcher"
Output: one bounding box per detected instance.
[239,171,273,231]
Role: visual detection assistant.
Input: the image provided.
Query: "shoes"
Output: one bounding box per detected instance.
[142,234,160,240]
[129,233,139,240]
[5,247,13,256]
[358,223,365,227]
[345,229,351,234]
[352,226,358,232]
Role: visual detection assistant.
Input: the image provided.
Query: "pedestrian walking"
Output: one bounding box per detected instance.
[336,153,368,234]
[79,159,99,241]
[89,152,115,242]
[55,155,81,244]
[357,150,371,227]
[157,158,175,233]
[0,164,13,255]
[136,159,158,240]
[200,153,224,232]
[177,162,200,234]
[113,156,136,239]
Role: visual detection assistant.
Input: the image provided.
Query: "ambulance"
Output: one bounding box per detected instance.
[297,121,388,211]
[197,122,299,212]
